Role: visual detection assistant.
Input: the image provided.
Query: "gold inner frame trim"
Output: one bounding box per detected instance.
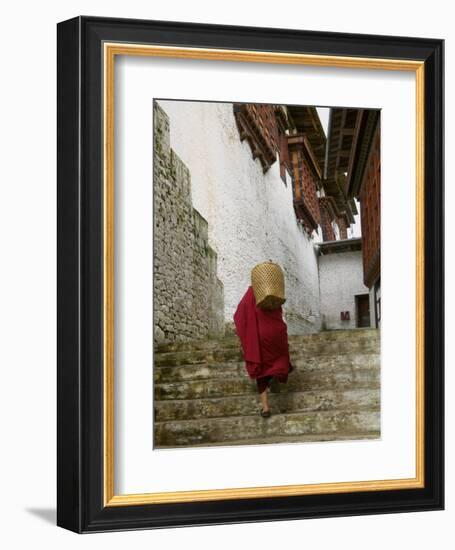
[103,42,425,507]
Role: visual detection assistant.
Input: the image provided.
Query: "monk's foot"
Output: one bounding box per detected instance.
[260,409,271,418]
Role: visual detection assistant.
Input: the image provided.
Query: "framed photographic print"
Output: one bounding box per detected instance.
[57,16,444,532]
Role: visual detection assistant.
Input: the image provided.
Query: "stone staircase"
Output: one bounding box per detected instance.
[153,329,380,448]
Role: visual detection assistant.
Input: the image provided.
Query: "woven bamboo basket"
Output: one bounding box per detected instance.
[251,261,286,310]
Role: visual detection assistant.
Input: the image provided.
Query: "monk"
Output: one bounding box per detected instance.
[233,286,293,418]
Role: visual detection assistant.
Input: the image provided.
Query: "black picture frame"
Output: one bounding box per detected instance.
[57,16,444,533]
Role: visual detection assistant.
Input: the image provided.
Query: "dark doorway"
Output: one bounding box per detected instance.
[374,279,381,328]
[356,294,371,328]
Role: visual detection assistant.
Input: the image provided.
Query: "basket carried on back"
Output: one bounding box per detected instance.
[251,261,286,310]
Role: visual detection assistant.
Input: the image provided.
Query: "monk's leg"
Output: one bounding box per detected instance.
[257,376,272,413]
[259,388,270,413]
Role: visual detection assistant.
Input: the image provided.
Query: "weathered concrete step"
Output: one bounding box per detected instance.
[292,352,380,371]
[154,409,380,447]
[154,368,380,400]
[154,340,380,367]
[155,336,240,354]
[155,329,380,354]
[154,353,380,384]
[154,347,242,367]
[156,431,381,448]
[291,328,379,342]
[154,388,380,421]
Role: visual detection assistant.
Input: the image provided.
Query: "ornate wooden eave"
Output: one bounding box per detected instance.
[326,108,361,183]
[288,132,322,233]
[293,198,319,233]
[274,105,291,133]
[318,237,362,255]
[287,133,322,180]
[326,107,380,198]
[323,107,378,225]
[318,194,353,227]
[345,110,380,198]
[319,196,338,219]
[233,103,278,173]
[323,177,349,220]
[287,105,327,173]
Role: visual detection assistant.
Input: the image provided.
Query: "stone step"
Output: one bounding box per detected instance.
[154,387,380,421]
[291,328,379,342]
[156,431,381,448]
[155,328,380,353]
[154,409,380,447]
[154,367,380,401]
[292,352,380,371]
[155,336,240,354]
[154,339,380,367]
[154,353,380,384]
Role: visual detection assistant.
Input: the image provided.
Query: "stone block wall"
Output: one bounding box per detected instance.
[154,103,224,344]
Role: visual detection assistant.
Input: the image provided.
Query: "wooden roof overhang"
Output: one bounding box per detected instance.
[318,195,339,219]
[287,105,327,174]
[233,103,277,173]
[287,133,323,181]
[317,237,362,255]
[287,131,323,233]
[293,198,319,233]
[343,109,380,198]
[324,107,379,225]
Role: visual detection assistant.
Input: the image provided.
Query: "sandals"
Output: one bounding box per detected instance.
[260,409,271,418]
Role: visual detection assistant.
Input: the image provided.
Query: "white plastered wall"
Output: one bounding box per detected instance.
[318,250,370,329]
[158,100,322,334]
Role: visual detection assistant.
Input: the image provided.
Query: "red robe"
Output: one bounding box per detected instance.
[233,286,291,382]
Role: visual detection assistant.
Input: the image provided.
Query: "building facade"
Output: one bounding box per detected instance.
[325,107,381,327]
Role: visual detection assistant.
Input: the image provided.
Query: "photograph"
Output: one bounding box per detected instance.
[153,99,381,449]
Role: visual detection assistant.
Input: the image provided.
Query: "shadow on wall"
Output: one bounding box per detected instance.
[25,508,56,525]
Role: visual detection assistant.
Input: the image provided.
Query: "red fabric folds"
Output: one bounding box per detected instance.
[233,286,291,382]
